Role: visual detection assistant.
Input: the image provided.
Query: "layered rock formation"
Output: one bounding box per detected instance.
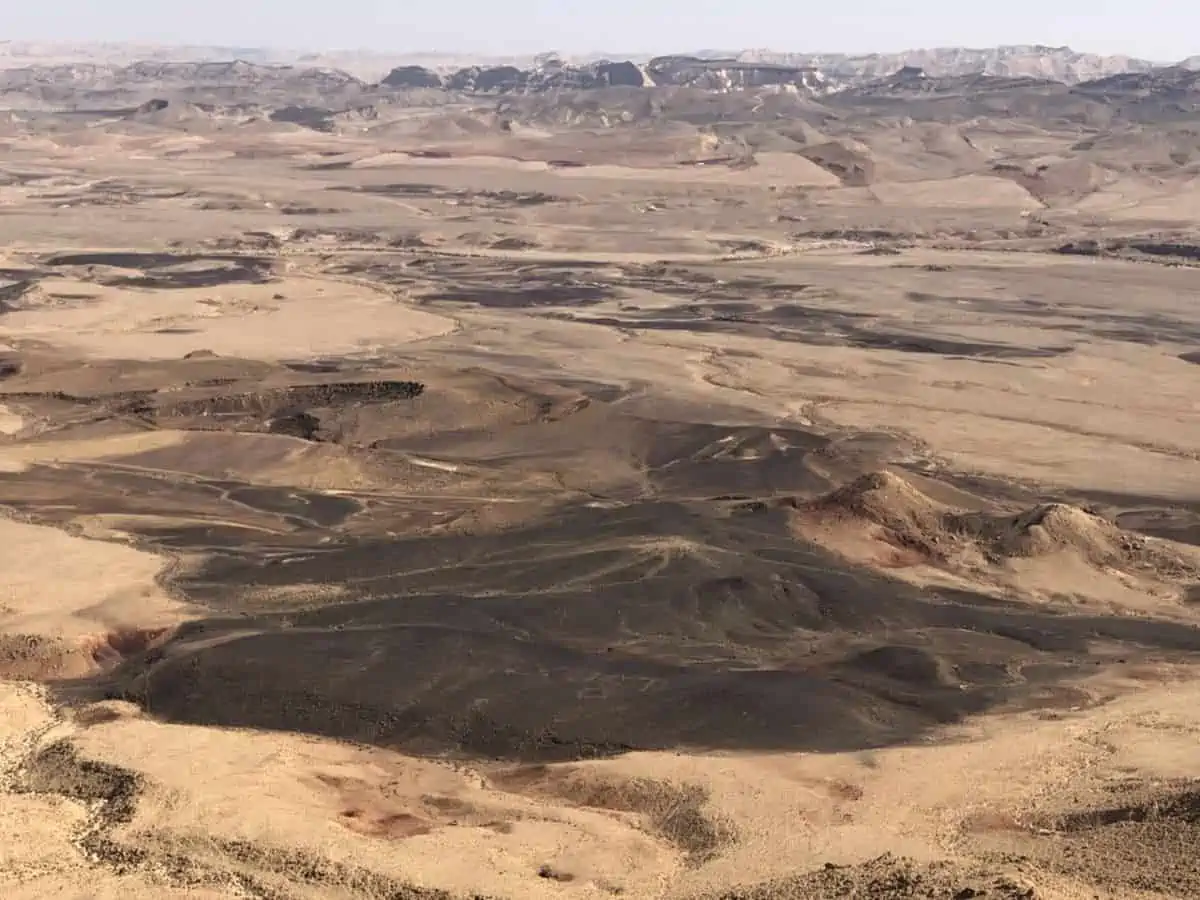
[644,56,832,92]
[4,46,1200,131]
[382,57,653,93]
[379,55,831,95]
[0,60,361,91]
[734,44,1167,83]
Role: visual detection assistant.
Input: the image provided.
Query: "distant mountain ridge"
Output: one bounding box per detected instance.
[3,42,1200,116]
[3,41,1198,85]
[382,55,838,95]
[730,45,1178,83]
[375,45,1200,96]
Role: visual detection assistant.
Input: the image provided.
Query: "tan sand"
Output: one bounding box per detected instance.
[0,514,189,640]
[3,662,1200,899]
[0,276,455,361]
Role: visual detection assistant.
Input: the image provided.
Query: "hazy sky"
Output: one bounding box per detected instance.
[6,0,1197,61]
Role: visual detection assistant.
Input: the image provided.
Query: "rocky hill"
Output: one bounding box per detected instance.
[0,60,362,90]
[645,57,834,92]
[375,45,1194,94]
[4,45,1200,132]
[732,45,1168,83]
[5,41,1197,86]
[0,40,402,81]
[823,64,1200,125]
[0,59,366,107]
[372,47,1200,98]
[381,55,838,95]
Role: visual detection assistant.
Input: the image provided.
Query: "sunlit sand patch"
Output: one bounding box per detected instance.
[62,714,682,899]
[0,276,455,361]
[870,174,1040,208]
[0,430,191,474]
[0,404,26,436]
[0,516,193,643]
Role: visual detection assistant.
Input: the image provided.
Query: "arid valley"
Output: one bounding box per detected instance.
[2,47,1200,900]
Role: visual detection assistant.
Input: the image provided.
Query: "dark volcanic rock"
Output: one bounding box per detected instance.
[1056,237,1200,262]
[446,64,526,93]
[155,381,426,421]
[1073,66,1200,123]
[1078,65,1200,94]
[90,483,1200,763]
[593,60,650,87]
[439,58,652,94]
[843,70,1060,98]
[134,98,169,114]
[269,105,335,132]
[380,65,443,89]
[267,411,323,440]
[391,56,822,96]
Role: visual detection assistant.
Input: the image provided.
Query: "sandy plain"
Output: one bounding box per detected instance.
[1,78,1200,900]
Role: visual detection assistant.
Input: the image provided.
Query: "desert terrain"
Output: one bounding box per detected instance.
[1,48,1200,900]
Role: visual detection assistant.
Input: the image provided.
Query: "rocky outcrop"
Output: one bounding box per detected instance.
[1071,67,1200,123]
[0,59,365,103]
[586,60,649,87]
[821,70,1086,126]
[268,105,336,132]
[840,68,1059,98]
[735,44,1165,84]
[817,66,1200,127]
[7,45,1198,125]
[380,58,652,94]
[116,60,363,92]
[1076,66,1200,95]
[645,56,833,93]
[1056,237,1200,262]
[133,98,169,115]
[375,50,1197,101]
[445,65,526,93]
[368,56,1200,126]
[380,65,442,89]
[4,42,1193,90]
[378,56,823,95]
